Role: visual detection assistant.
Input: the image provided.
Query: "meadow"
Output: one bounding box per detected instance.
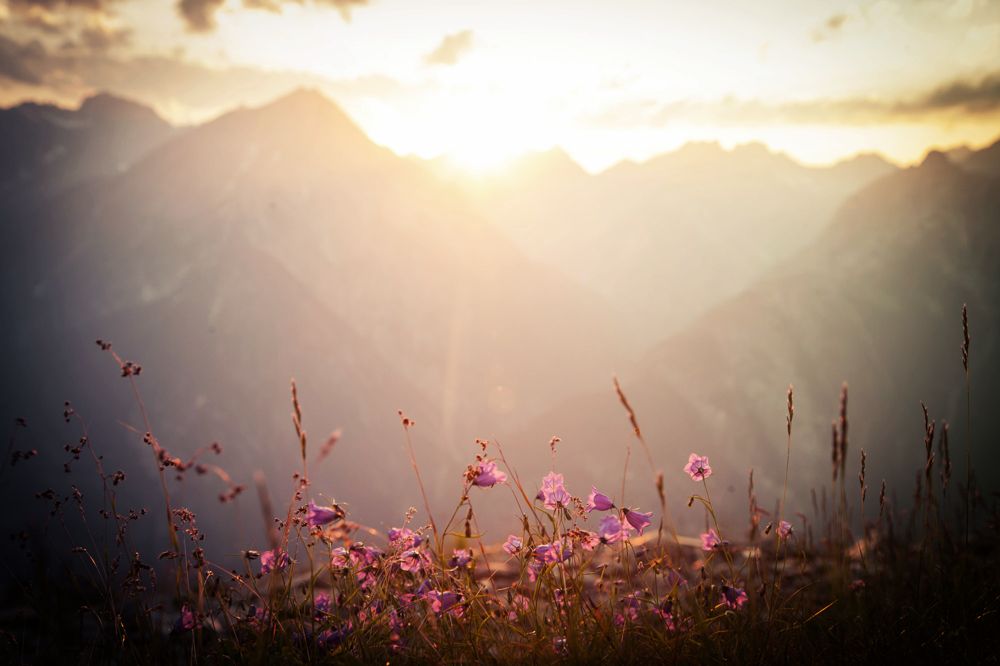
[1,305,998,665]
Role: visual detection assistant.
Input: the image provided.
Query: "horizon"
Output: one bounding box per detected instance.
[6,86,998,176]
[2,0,999,171]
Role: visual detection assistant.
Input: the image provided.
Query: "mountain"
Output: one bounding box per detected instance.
[0,89,629,553]
[0,93,175,200]
[957,138,1000,177]
[509,145,1000,534]
[467,141,899,344]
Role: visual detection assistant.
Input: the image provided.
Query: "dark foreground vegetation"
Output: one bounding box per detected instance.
[1,306,999,665]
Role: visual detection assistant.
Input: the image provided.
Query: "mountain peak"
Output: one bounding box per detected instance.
[921,149,949,167]
[78,92,168,126]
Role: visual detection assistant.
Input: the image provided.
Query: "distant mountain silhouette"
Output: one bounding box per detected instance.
[512,144,1000,533]
[467,141,899,343]
[0,93,175,200]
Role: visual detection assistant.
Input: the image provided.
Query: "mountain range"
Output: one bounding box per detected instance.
[1,88,997,551]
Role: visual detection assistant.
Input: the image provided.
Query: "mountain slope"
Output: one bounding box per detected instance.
[470,142,898,343]
[512,147,1000,532]
[0,93,175,200]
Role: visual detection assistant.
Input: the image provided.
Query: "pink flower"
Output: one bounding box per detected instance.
[684,453,712,481]
[314,591,333,615]
[399,548,428,573]
[173,604,196,633]
[777,520,793,539]
[471,459,507,487]
[388,527,423,549]
[425,590,463,616]
[538,472,571,510]
[575,530,600,551]
[449,548,473,568]
[597,514,632,544]
[330,546,351,568]
[586,486,614,512]
[720,584,748,610]
[260,548,291,575]
[533,539,573,564]
[624,508,653,535]
[307,500,341,528]
[700,528,726,551]
[502,535,523,555]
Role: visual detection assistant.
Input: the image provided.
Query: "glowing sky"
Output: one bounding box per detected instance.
[2,0,999,171]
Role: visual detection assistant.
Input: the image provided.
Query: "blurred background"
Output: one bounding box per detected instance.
[1,0,998,568]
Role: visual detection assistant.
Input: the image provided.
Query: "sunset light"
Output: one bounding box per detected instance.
[2,0,999,663]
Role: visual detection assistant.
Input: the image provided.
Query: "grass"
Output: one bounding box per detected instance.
[1,306,999,664]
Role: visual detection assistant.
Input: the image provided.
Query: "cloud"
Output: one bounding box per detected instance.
[80,20,131,50]
[0,34,46,84]
[177,0,368,32]
[424,29,473,66]
[176,0,224,32]
[811,13,848,42]
[587,71,1000,129]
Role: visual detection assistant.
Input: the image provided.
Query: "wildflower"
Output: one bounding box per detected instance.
[260,548,291,575]
[700,528,726,551]
[449,548,473,568]
[624,508,653,535]
[572,529,600,551]
[586,486,614,512]
[470,459,507,487]
[314,591,333,615]
[507,594,530,621]
[597,514,632,544]
[173,604,195,633]
[307,500,341,528]
[502,535,523,555]
[349,543,382,567]
[399,548,428,573]
[317,623,352,648]
[538,472,571,510]
[533,539,573,564]
[425,590,463,616]
[778,520,793,539]
[720,584,748,610]
[387,526,423,549]
[684,453,712,481]
[330,547,350,568]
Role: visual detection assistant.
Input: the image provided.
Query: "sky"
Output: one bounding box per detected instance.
[1,0,999,171]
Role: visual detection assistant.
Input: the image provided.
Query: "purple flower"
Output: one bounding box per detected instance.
[624,508,653,535]
[777,520,793,539]
[720,584,748,610]
[532,539,572,564]
[449,548,473,568]
[314,591,333,615]
[700,528,726,551]
[471,459,507,487]
[307,500,341,528]
[684,453,712,481]
[317,623,352,648]
[399,548,428,573]
[575,530,600,551]
[173,604,196,633]
[330,546,350,568]
[260,548,291,575]
[425,590,463,616]
[597,515,632,544]
[502,535,523,555]
[388,527,423,549]
[586,486,614,512]
[539,472,571,510]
